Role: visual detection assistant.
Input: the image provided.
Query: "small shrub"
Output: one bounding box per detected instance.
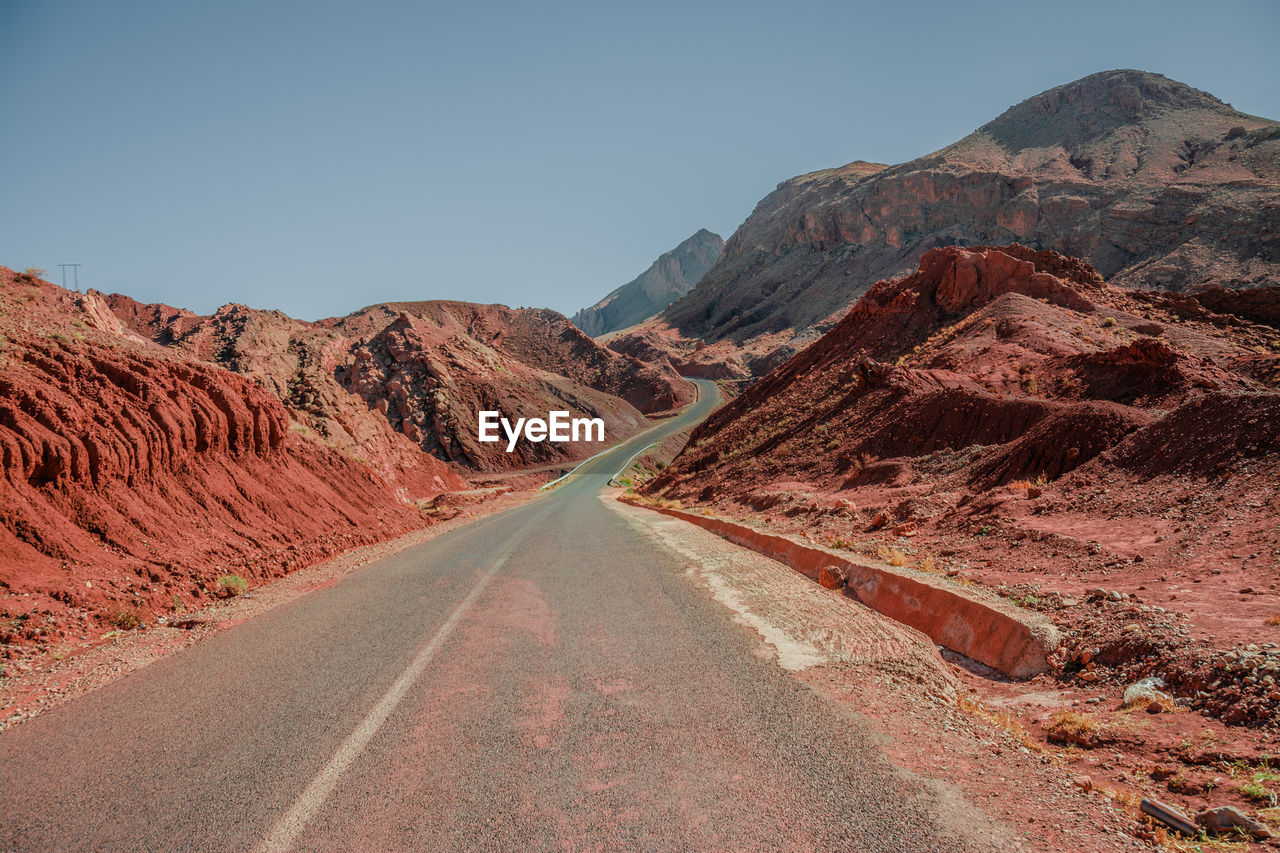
[217,574,248,597]
[919,554,938,573]
[1045,709,1101,746]
[111,610,141,630]
[20,267,46,281]
[1102,317,1117,327]
[1239,780,1276,806]
[1266,612,1280,626]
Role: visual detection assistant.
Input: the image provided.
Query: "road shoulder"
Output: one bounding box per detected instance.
[0,489,540,731]
[607,491,1145,853]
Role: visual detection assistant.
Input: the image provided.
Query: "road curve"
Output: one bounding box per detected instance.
[1,379,973,851]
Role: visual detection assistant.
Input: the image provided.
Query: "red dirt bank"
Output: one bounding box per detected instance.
[645,245,1280,719]
[0,268,463,656]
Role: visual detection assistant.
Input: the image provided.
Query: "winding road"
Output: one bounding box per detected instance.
[1,380,973,851]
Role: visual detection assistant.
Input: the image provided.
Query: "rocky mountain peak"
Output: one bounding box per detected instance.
[979,69,1242,152]
[573,229,725,337]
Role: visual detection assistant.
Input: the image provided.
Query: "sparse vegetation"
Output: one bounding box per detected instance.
[217,574,248,597]
[1265,612,1280,626]
[957,695,1044,753]
[1044,709,1100,746]
[1239,780,1277,806]
[111,610,141,630]
[876,545,907,566]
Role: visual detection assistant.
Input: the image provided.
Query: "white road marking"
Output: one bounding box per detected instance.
[254,548,516,852]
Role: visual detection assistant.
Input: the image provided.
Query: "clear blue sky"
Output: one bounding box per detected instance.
[2,0,1277,320]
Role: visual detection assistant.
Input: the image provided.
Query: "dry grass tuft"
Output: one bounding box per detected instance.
[1044,709,1101,746]
[1266,612,1280,627]
[957,695,1045,754]
[876,545,908,567]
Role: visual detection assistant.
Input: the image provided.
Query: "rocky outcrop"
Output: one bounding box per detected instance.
[662,71,1280,355]
[339,311,648,469]
[646,243,1277,514]
[109,295,690,474]
[0,268,458,644]
[572,229,724,336]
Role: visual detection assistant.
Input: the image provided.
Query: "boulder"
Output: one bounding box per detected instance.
[1196,805,1271,839]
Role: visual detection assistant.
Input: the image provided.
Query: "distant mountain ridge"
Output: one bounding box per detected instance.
[573,229,724,336]
[657,70,1280,352]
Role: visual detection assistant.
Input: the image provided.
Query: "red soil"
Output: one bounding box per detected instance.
[645,245,1280,723]
[0,268,462,652]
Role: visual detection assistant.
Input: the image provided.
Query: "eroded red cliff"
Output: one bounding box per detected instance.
[0,268,462,648]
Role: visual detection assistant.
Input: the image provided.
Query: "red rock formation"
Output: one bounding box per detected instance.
[652,245,1275,497]
[643,247,1280,721]
[340,310,648,469]
[107,295,689,475]
[0,268,465,646]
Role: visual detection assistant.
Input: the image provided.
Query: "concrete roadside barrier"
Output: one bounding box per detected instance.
[640,504,1060,679]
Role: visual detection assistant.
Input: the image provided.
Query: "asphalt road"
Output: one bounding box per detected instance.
[1,380,971,851]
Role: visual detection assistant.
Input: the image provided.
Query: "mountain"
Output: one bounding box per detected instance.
[646,70,1280,369]
[106,294,691,473]
[0,267,463,646]
[642,244,1280,722]
[572,229,724,336]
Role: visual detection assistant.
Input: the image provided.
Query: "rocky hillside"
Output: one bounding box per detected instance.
[0,267,462,646]
[572,229,724,336]
[643,245,1280,722]
[107,294,690,472]
[655,70,1280,359]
